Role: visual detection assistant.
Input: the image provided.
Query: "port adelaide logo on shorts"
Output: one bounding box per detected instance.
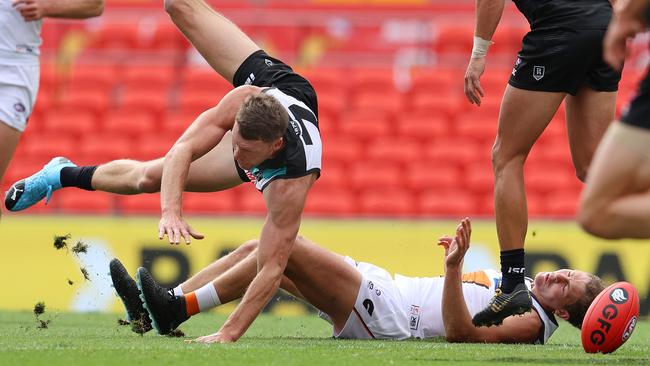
[13,102,26,113]
[533,66,545,81]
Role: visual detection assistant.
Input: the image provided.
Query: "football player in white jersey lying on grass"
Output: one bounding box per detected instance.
[110,218,604,344]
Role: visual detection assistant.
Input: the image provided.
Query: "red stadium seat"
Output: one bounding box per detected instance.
[350,68,395,93]
[406,163,461,193]
[352,90,404,115]
[304,188,356,216]
[544,190,580,217]
[337,109,390,141]
[317,90,347,119]
[366,138,422,164]
[103,110,156,138]
[78,135,134,163]
[239,187,266,214]
[133,135,177,161]
[409,68,461,96]
[396,113,450,142]
[418,190,476,217]
[184,192,236,214]
[409,92,465,120]
[145,22,190,50]
[121,65,176,93]
[323,137,363,168]
[298,67,346,94]
[525,164,575,194]
[57,189,113,214]
[68,64,119,94]
[423,138,487,166]
[119,194,161,215]
[180,68,232,94]
[22,134,78,162]
[464,162,494,194]
[43,110,98,137]
[359,189,416,216]
[313,163,346,190]
[349,162,402,191]
[163,111,198,136]
[178,91,226,115]
[119,90,169,119]
[455,112,497,142]
[89,21,139,50]
[434,23,473,55]
[58,89,112,120]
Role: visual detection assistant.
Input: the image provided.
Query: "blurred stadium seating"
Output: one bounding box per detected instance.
[4,0,647,218]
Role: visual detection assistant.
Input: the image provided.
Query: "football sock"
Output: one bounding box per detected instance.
[60,166,98,191]
[500,248,525,293]
[172,285,184,297]
[184,283,221,316]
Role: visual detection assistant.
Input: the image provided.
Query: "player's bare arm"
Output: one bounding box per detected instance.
[603,0,650,70]
[465,0,505,106]
[192,173,316,343]
[159,86,262,245]
[12,0,104,21]
[441,218,540,343]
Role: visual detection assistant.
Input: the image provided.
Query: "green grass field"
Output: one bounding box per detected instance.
[0,311,648,366]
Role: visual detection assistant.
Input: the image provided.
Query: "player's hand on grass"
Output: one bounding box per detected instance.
[188,331,236,344]
[158,212,204,245]
[12,0,46,21]
[603,6,646,71]
[464,57,486,106]
[439,217,471,270]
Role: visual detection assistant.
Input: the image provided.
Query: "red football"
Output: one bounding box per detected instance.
[581,281,639,354]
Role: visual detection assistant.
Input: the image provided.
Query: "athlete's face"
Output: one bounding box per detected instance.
[532,269,591,314]
[232,122,283,170]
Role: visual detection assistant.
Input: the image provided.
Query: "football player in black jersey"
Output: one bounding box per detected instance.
[464,0,621,326]
[5,0,322,343]
[580,0,650,239]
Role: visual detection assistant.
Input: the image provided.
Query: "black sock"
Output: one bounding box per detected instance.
[60,166,98,191]
[500,248,525,293]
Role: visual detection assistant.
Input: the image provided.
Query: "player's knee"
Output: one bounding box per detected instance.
[491,142,524,173]
[136,166,161,193]
[578,205,619,239]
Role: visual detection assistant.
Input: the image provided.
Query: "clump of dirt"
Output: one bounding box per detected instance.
[80,267,91,281]
[67,279,74,286]
[53,234,71,250]
[167,329,185,338]
[130,317,149,336]
[117,319,130,326]
[71,240,89,255]
[33,302,51,329]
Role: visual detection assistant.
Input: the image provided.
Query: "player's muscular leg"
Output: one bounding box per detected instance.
[565,86,616,181]
[492,86,565,250]
[91,132,243,194]
[0,122,21,217]
[579,122,650,238]
[164,0,261,84]
[283,236,362,330]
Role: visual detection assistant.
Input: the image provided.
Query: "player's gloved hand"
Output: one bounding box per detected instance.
[438,217,471,271]
[464,57,486,106]
[12,0,47,21]
[158,211,204,245]
[603,4,646,71]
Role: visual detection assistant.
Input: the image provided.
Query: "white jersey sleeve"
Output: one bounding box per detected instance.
[0,0,41,65]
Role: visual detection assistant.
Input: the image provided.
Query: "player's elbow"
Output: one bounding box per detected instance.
[164,0,191,16]
[90,0,105,17]
[444,331,472,343]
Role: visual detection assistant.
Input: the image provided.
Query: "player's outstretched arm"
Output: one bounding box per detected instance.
[464,0,505,106]
[441,218,541,344]
[158,86,262,245]
[13,0,104,21]
[603,0,650,70]
[192,174,315,343]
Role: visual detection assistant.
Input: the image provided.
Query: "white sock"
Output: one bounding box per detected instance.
[172,285,184,297]
[194,282,221,311]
